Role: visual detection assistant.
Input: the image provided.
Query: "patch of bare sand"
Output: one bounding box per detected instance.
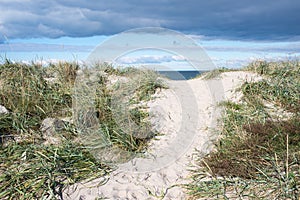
[63,71,261,200]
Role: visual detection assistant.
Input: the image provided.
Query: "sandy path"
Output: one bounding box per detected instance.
[64,72,260,200]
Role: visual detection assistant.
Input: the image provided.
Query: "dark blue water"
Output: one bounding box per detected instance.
[158,71,205,80]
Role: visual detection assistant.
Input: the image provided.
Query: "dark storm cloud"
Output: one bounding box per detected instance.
[0,0,299,40]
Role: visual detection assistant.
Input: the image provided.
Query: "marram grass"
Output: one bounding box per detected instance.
[187,60,300,199]
[0,60,166,199]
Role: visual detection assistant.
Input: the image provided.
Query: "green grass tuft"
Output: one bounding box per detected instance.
[187,60,300,199]
[0,142,109,199]
[198,67,236,80]
[0,60,166,199]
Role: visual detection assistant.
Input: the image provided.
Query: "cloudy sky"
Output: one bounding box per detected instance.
[1,0,300,69]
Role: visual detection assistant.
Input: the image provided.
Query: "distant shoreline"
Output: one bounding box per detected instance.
[157,70,205,80]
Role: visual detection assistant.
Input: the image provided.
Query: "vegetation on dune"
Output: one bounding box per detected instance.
[3,58,298,199]
[0,61,76,137]
[187,60,300,199]
[0,142,109,199]
[198,67,236,80]
[0,60,166,199]
[73,64,167,156]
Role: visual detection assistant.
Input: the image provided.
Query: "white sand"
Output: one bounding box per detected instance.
[63,71,261,200]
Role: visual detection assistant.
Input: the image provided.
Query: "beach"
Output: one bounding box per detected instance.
[64,71,261,200]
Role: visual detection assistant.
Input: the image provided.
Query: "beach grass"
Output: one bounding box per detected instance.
[187,60,300,199]
[198,67,236,80]
[0,60,166,199]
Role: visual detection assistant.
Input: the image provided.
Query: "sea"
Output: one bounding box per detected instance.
[157,70,205,80]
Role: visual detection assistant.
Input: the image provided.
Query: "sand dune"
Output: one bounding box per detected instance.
[64,71,261,200]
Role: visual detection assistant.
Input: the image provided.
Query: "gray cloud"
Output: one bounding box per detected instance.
[203,42,300,53]
[0,0,300,40]
[0,43,92,52]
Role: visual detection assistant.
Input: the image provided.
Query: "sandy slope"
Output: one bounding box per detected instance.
[63,71,261,200]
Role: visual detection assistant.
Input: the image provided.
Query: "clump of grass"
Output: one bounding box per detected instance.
[244,60,300,112]
[0,142,110,199]
[46,61,79,84]
[187,60,300,199]
[0,60,165,199]
[75,66,167,160]
[0,60,111,199]
[128,69,167,102]
[94,62,123,76]
[92,62,139,76]
[0,60,72,140]
[199,67,235,80]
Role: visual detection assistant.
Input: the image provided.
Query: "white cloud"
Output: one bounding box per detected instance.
[115,55,185,64]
